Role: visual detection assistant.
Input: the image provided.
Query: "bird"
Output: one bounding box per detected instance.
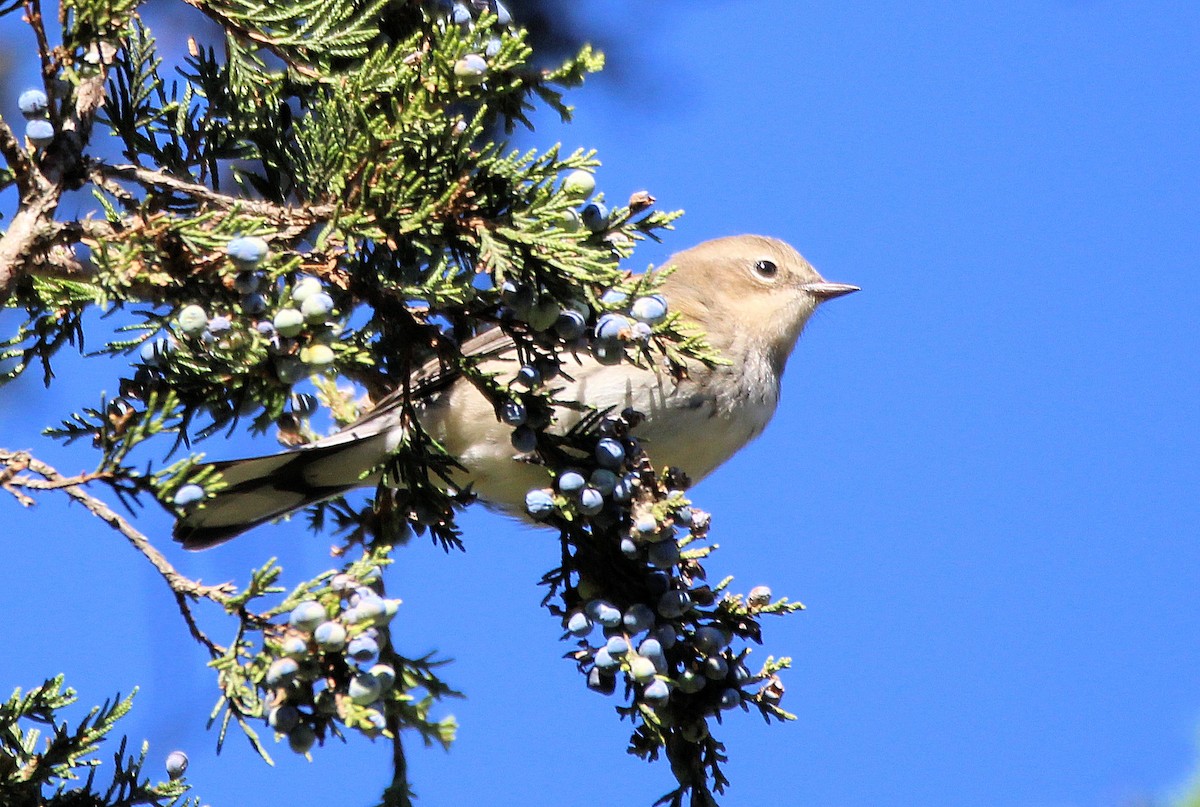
[174,235,858,549]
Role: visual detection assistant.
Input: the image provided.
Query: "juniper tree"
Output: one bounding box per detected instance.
[0,2,802,805]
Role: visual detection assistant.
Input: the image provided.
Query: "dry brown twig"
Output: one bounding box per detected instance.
[0,448,232,654]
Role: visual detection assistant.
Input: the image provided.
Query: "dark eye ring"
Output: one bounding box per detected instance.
[754,259,778,278]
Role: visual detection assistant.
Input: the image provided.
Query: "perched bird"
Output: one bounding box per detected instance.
[174,235,858,549]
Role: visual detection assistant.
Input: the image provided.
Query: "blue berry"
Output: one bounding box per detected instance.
[604,635,629,657]
[595,438,625,469]
[600,289,627,307]
[638,638,666,670]
[657,589,692,619]
[653,625,677,650]
[265,657,299,686]
[631,321,653,341]
[290,393,318,416]
[288,724,316,754]
[591,337,623,365]
[164,750,188,780]
[647,541,680,569]
[234,271,263,294]
[554,309,587,340]
[577,487,604,515]
[588,666,616,694]
[25,119,53,148]
[562,169,596,199]
[594,312,630,341]
[273,308,305,337]
[557,471,586,494]
[301,292,334,322]
[515,364,541,388]
[173,484,205,508]
[227,236,269,266]
[451,1,471,24]
[484,36,502,57]
[206,315,232,334]
[643,679,670,703]
[348,672,382,704]
[288,601,327,632]
[588,469,617,496]
[612,474,636,503]
[585,600,622,628]
[566,612,592,636]
[139,337,171,366]
[347,635,379,662]
[592,646,619,672]
[454,54,488,83]
[255,321,275,336]
[734,663,753,684]
[630,295,668,326]
[370,664,396,690]
[313,621,347,650]
[581,202,609,232]
[719,688,742,710]
[268,704,300,733]
[524,488,555,518]
[291,277,322,304]
[703,655,728,680]
[281,636,309,657]
[622,604,655,635]
[18,88,48,118]
[620,537,638,558]
[675,506,694,526]
[493,0,512,25]
[510,425,537,453]
[693,626,726,655]
[526,299,560,331]
[500,400,526,426]
[678,668,705,694]
[634,515,657,535]
[243,293,268,314]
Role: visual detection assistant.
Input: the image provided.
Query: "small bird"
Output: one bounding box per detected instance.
[175,235,858,549]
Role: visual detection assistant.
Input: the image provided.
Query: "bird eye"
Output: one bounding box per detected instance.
[753,259,778,279]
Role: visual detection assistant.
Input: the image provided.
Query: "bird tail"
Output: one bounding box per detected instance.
[173,432,391,550]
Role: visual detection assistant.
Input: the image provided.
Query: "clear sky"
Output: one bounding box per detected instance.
[3,2,1200,805]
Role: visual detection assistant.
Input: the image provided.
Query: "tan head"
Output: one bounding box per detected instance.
[661,235,859,373]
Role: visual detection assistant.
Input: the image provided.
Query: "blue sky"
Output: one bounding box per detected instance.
[3,2,1200,805]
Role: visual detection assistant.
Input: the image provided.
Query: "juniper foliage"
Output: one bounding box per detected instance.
[0,2,802,805]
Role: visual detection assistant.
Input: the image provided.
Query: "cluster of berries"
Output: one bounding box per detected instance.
[18,87,53,149]
[438,1,512,84]
[262,575,401,753]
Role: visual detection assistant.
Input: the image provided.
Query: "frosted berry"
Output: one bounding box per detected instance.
[348,672,382,704]
[588,666,616,694]
[226,236,269,266]
[577,487,604,515]
[748,585,772,607]
[554,309,587,340]
[265,657,299,686]
[719,688,742,710]
[594,313,630,341]
[301,292,335,322]
[291,277,322,304]
[622,604,655,635]
[630,295,668,326]
[164,750,188,780]
[643,679,670,703]
[557,471,586,494]
[629,655,657,683]
[288,600,326,632]
[500,400,527,426]
[173,484,205,508]
[370,664,396,690]
[562,169,596,199]
[177,304,208,335]
[347,635,379,663]
[595,438,625,469]
[273,308,305,337]
[591,337,623,365]
[567,612,592,636]
[25,119,53,148]
[313,621,347,651]
[510,425,536,452]
[18,88,48,118]
[300,344,335,366]
[454,54,488,84]
[524,488,555,518]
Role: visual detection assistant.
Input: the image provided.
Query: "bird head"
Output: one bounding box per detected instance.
[661,235,859,374]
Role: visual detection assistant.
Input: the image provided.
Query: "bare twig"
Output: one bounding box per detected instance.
[0,449,232,654]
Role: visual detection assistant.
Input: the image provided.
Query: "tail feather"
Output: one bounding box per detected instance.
[173,440,379,550]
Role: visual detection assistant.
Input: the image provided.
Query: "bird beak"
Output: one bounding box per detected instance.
[803,281,861,300]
